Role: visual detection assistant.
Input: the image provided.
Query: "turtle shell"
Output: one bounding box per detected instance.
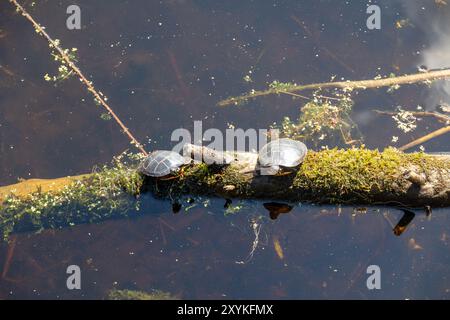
[139,150,189,177]
[258,138,307,169]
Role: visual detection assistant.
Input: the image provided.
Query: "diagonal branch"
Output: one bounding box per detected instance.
[218,69,450,107]
[399,126,450,151]
[9,0,148,156]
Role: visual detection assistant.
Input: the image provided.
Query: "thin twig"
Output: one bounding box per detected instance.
[399,126,450,151]
[278,90,311,101]
[218,69,450,107]
[279,90,342,102]
[9,0,148,156]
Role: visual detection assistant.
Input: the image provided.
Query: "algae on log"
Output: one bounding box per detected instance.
[0,164,143,241]
[0,145,449,240]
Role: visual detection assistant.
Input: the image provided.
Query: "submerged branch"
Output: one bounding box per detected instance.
[9,0,147,156]
[399,126,450,151]
[218,69,450,107]
[374,110,450,151]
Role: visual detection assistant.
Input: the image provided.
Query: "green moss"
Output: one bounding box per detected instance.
[183,162,251,196]
[186,162,211,181]
[107,289,177,300]
[293,147,444,202]
[0,154,144,241]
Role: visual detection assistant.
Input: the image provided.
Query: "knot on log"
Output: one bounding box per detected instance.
[418,183,435,198]
[403,170,427,186]
[183,143,259,174]
[183,144,235,165]
[402,169,436,198]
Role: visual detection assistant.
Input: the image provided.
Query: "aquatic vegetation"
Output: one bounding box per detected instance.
[107,289,177,300]
[0,153,144,241]
[100,113,113,121]
[277,93,360,147]
[224,201,245,215]
[226,77,362,147]
[268,80,299,92]
[44,44,78,84]
[243,74,253,83]
[391,107,418,133]
[374,109,450,150]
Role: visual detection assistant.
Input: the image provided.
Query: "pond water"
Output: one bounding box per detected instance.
[0,0,449,299]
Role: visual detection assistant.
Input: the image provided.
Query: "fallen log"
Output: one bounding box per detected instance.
[0,146,449,240]
[164,145,450,207]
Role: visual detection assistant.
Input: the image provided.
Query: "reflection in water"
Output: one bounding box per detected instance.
[393,209,416,236]
[425,205,432,217]
[171,202,182,214]
[224,199,233,209]
[0,201,449,299]
[263,202,293,220]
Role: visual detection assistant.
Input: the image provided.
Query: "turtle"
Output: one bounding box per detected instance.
[138,150,191,178]
[258,138,308,175]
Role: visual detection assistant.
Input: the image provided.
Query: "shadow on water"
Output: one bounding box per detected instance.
[0,0,449,299]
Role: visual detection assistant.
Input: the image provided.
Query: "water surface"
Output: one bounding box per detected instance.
[0,0,449,299]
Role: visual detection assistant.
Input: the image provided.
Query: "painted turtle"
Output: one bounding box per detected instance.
[138,150,191,178]
[258,138,308,175]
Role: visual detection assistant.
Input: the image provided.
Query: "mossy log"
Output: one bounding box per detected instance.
[159,145,450,207]
[0,146,449,240]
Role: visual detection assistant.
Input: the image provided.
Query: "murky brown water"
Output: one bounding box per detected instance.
[0,0,449,299]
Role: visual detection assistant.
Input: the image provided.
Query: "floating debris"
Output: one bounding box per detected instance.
[273,235,284,260]
[107,289,177,300]
[408,238,423,251]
